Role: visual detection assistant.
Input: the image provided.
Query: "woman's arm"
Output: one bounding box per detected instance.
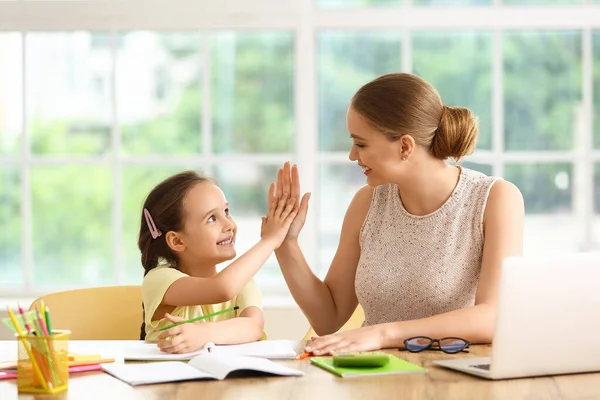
[308,180,525,353]
[157,307,264,353]
[274,163,373,335]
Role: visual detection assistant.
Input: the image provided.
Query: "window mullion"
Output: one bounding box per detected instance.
[111,30,123,284]
[21,31,33,292]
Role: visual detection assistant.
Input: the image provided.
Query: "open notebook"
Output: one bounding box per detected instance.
[124,340,302,361]
[103,354,304,386]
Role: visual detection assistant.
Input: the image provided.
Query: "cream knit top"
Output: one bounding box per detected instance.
[355,167,499,327]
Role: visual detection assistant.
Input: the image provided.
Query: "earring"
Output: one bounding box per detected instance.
[402,155,408,161]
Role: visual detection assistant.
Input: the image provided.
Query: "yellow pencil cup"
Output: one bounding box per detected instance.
[16,330,70,394]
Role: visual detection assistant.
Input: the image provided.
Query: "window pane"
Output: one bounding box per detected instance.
[413,31,492,150]
[211,32,294,154]
[592,163,600,250]
[118,32,203,156]
[318,31,402,152]
[31,166,112,287]
[122,165,196,284]
[461,162,492,176]
[318,163,366,274]
[0,33,22,156]
[412,0,491,5]
[504,31,582,151]
[0,167,21,287]
[318,0,400,7]
[213,164,282,283]
[27,32,111,156]
[505,163,580,253]
[594,31,600,148]
[502,0,583,4]
[594,163,600,250]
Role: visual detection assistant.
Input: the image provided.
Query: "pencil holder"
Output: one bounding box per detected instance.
[16,330,70,394]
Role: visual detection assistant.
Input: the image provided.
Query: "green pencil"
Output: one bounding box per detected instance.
[159,306,239,331]
[44,306,52,335]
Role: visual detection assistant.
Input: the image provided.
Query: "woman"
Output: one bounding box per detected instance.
[269,73,524,354]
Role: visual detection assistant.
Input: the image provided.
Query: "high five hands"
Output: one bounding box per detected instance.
[261,162,311,242]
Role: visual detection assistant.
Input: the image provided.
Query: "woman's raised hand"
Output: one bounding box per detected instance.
[268,162,311,242]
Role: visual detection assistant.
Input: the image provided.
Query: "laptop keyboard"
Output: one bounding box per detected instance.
[470,364,491,370]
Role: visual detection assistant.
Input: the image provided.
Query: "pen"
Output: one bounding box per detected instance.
[159,306,239,331]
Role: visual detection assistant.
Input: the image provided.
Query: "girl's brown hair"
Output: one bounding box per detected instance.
[138,170,212,339]
[351,73,478,160]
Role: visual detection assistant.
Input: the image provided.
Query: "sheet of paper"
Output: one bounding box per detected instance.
[124,340,302,361]
[123,341,204,361]
[209,340,301,360]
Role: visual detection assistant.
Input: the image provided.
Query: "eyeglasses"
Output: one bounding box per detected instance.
[402,336,470,354]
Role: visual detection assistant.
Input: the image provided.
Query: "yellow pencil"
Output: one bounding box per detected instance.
[6,307,49,391]
[40,300,46,322]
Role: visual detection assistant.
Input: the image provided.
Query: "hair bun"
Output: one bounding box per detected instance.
[430,105,478,160]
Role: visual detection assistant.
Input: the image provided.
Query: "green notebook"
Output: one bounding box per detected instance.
[310,355,426,378]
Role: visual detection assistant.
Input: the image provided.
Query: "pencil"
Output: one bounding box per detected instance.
[40,300,46,322]
[17,304,33,335]
[44,306,52,336]
[6,306,49,391]
[35,307,65,386]
[159,306,239,331]
[295,351,312,360]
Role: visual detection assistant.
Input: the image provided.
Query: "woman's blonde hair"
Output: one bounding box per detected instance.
[351,73,478,160]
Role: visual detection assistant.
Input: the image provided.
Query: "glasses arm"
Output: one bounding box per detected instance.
[397,347,470,353]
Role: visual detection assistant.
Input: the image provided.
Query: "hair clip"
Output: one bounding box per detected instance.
[144,208,162,239]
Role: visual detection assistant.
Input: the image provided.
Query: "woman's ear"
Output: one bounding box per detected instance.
[398,135,416,160]
[165,231,186,253]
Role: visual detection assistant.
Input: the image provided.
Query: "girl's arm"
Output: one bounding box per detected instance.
[163,195,297,307]
[274,164,373,335]
[157,307,264,353]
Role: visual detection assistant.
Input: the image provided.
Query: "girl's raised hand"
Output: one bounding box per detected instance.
[271,162,310,241]
[261,182,298,248]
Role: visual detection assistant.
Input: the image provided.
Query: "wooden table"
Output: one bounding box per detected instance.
[1,343,599,400]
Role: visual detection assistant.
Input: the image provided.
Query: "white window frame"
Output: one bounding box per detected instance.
[1,0,599,301]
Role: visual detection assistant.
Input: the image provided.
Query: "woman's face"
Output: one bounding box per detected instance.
[347,106,406,187]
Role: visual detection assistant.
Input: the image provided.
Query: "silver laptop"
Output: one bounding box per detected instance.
[434,252,600,380]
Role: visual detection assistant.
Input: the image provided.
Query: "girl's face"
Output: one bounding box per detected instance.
[176,181,237,267]
[347,106,406,187]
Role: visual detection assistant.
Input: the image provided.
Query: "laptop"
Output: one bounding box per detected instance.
[433,252,600,380]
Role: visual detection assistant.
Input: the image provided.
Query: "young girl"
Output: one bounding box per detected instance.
[138,170,296,354]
